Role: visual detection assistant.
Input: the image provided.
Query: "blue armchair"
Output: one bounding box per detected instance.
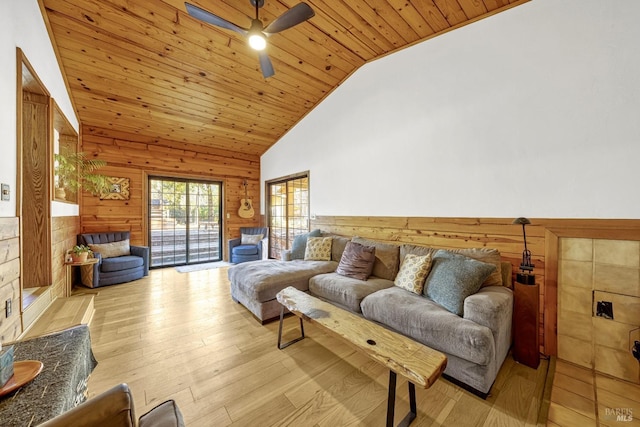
[78,231,149,288]
[228,227,268,264]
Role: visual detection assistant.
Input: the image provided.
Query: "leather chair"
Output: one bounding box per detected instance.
[38,383,184,427]
[78,231,149,287]
[228,227,268,263]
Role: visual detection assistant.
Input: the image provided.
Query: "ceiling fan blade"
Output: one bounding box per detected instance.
[185,2,247,36]
[263,2,314,34]
[258,52,275,78]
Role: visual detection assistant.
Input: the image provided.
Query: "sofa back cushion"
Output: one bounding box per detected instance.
[351,237,400,281]
[336,241,376,281]
[329,235,350,262]
[79,231,131,245]
[399,244,437,265]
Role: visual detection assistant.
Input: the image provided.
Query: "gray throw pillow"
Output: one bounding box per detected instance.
[290,229,322,260]
[336,241,376,280]
[424,250,497,316]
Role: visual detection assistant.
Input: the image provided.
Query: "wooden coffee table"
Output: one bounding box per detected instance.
[276,286,447,427]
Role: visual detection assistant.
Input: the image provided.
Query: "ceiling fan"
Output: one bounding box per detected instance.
[185,1,315,78]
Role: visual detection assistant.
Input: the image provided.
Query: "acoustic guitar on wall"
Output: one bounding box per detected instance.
[238,180,255,219]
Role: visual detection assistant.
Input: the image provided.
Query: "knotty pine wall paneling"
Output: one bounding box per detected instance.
[80,126,261,260]
[0,218,22,342]
[22,92,51,290]
[311,215,640,357]
[51,216,80,298]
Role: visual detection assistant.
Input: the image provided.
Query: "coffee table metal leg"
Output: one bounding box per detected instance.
[277,306,305,349]
[387,371,397,427]
[387,371,418,427]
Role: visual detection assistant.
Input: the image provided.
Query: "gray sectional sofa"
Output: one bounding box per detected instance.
[228,231,514,397]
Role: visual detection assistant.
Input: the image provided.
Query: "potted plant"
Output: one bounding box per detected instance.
[70,244,92,263]
[54,147,109,200]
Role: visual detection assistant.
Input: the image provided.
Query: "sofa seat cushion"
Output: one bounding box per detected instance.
[98,267,145,287]
[229,259,338,303]
[361,287,495,366]
[232,244,259,256]
[101,255,144,272]
[309,272,394,313]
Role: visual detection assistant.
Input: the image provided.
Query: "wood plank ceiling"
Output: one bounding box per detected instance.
[41,0,528,157]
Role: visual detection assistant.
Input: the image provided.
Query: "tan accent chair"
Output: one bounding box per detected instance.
[38,383,185,427]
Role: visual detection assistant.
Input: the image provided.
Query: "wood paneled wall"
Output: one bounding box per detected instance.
[0,218,21,342]
[21,92,51,289]
[557,237,640,384]
[51,216,80,298]
[80,126,261,259]
[311,215,640,356]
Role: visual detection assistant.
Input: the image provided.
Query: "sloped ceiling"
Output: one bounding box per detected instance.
[41,0,528,156]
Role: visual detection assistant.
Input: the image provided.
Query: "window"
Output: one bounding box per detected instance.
[52,103,79,203]
[266,173,309,259]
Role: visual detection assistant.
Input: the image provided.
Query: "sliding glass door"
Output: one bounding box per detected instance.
[149,177,222,268]
[267,173,309,260]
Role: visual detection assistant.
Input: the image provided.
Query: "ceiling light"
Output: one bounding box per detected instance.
[248,19,266,51]
[248,33,266,50]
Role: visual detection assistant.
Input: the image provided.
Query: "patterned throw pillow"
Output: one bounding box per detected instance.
[424,250,497,316]
[88,239,130,259]
[304,237,333,261]
[241,233,263,245]
[336,241,376,280]
[394,253,433,294]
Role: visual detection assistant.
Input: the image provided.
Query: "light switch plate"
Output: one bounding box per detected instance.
[1,184,9,201]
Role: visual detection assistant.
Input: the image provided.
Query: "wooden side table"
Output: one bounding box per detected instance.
[513,273,540,369]
[64,258,98,296]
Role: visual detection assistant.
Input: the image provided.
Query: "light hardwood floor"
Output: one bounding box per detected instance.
[82,267,550,426]
[547,359,640,427]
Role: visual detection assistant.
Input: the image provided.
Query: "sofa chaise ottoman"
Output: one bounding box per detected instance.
[229,259,338,322]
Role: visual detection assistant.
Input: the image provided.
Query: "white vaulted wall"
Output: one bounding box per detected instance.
[0,0,78,218]
[261,0,640,219]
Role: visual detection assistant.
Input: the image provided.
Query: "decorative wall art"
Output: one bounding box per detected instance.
[100,177,130,200]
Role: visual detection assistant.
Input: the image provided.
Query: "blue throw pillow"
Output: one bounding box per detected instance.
[290,229,322,260]
[424,250,497,316]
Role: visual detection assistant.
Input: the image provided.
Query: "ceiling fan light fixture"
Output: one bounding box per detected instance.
[186,1,315,77]
[248,18,266,51]
[248,33,266,50]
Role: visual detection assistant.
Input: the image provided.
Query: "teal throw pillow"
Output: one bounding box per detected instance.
[290,229,322,260]
[424,250,497,316]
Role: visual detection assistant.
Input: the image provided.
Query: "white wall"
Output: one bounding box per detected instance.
[0,0,78,218]
[262,0,640,219]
